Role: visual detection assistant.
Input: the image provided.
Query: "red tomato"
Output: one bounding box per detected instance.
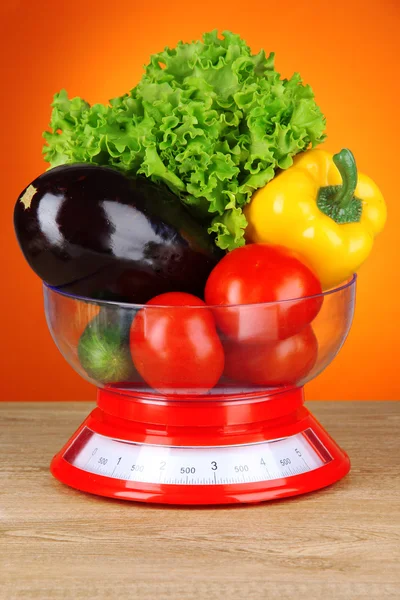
[223,326,318,387]
[130,292,224,394]
[205,244,323,343]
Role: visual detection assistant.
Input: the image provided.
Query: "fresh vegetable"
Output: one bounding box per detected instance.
[205,244,322,343]
[130,292,224,394]
[223,326,318,386]
[42,30,326,252]
[245,148,387,290]
[78,308,137,383]
[14,165,222,302]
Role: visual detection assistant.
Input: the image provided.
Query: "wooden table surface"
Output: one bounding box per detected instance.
[0,401,399,599]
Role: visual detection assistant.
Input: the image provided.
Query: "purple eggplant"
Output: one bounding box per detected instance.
[14,165,223,303]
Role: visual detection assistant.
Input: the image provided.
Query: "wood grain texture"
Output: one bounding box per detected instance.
[0,401,399,600]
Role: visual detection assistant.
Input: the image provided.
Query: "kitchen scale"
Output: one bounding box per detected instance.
[46,276,356,505]
[51,387,349,504]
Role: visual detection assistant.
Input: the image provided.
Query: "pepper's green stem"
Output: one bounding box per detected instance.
[331,149,358,209]
[317,148,362,225]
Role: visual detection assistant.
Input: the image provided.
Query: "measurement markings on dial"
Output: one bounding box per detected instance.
[65,427,332,485]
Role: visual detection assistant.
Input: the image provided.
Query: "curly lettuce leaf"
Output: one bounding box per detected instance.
[43,30,326,250]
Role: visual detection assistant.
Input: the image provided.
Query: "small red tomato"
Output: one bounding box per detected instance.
[205,244,323,343]
[223,326,318,387]
[130,292,224,394]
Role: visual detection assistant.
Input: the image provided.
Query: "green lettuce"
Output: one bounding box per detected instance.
[43,30,326,250]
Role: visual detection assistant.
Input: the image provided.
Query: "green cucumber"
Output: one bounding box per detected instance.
[78,308,136,384]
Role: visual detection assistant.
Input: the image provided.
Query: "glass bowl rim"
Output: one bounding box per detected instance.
[43,273,357,310]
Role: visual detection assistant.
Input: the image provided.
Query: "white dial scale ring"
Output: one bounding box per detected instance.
[64,427,332,485]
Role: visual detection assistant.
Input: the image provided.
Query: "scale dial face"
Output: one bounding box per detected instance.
[64,427,332,486]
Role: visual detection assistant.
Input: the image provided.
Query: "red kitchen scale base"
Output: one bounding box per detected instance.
[50,387,350,505]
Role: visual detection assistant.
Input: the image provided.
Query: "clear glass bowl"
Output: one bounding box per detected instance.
[43,276,356,399]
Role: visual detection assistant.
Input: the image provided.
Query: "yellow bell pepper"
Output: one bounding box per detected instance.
[244,148,387,290]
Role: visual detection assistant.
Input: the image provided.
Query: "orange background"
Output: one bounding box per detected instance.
[1,0,398,401]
